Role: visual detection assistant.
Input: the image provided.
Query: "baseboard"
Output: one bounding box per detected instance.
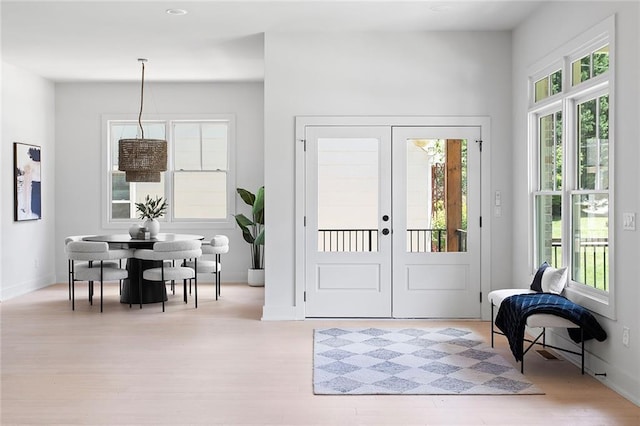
[261,304,298,321]
[543,328,640,407]
[0,274,56,301]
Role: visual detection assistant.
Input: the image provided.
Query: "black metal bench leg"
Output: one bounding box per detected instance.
[581,328,585,375]
[490,303,495,347]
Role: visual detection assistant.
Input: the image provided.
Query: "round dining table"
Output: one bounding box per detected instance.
[83,233,204,304]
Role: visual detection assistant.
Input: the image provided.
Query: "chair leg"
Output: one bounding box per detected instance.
[100,262,104,313]
[71,260,75,311]
[183,279,187,303]
[68,260,72,300]
[217,254,222,297]
[194,258,198,309]
[139,259,143,309]
[161,264,165,312]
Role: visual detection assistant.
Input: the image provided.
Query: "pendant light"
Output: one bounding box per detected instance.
[118,58,167,182]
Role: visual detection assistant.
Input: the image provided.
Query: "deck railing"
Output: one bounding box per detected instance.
[551,238,608,291]
[318,228,467,253]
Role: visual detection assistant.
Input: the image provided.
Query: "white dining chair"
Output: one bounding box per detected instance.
[133,240,202,311]
[66,241,133,312]
[185,235,229,300]
[65,235,95,300]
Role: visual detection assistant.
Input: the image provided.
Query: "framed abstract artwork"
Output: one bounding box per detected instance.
[14,142,42,221]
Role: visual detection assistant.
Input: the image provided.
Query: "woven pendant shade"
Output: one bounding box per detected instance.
[118,138,167,182]
[117,58,168,183]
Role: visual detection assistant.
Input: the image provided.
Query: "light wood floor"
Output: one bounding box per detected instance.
[2,281,639,425]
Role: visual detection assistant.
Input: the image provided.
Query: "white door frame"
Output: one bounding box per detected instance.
[294,116,492,320]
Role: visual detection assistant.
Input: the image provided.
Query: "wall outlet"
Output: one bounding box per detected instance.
[623,212,635,230]
[622,327,630,347]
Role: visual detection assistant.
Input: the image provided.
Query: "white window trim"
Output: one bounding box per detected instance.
[101,113,237,231]
[527,15,615,319]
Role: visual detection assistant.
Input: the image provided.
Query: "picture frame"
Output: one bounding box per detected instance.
[14,142,42,221]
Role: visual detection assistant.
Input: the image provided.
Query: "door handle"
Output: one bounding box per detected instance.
[382,228,390,235]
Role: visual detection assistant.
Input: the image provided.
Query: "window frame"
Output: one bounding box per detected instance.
[528,16,615,319]
[102,113,237,230]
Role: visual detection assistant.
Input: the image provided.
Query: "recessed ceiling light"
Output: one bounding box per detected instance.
[166,8,188,16]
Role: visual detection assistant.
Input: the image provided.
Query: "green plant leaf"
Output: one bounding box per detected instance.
[234,213,255,228]
[254,228,265,245]
[236,188,255,207]
[253,186,265,225]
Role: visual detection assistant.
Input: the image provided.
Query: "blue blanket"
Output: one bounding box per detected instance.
[494,293,607,362]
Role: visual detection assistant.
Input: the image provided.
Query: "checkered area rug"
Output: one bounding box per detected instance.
[313,327,544,395]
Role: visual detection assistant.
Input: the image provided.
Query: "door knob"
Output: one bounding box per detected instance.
[382,228,390,235]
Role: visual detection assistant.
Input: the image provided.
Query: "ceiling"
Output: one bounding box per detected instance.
[1,0,543,82]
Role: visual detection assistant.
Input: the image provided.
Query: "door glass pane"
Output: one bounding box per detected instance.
[535,194,562,268]
[317,138,379,252]
[539,111,562,191]
[572,193,609,291]
[406,138,467,253]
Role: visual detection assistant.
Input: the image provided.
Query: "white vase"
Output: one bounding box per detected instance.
[247,269,265,287]
[144,218,160,238]
[128,224,142,238]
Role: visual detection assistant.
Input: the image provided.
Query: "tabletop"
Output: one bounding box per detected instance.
[83,233,204,247]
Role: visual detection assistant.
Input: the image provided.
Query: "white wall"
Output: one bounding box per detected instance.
[512,1,639,405]
[54,82,264,284]
[1,62,56,300]
[263,31,513,319]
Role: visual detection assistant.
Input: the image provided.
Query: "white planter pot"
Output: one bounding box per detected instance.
[247,269,265,287]
[144,218,160,238]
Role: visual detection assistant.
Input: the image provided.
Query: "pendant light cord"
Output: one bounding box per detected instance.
[138,59,146,139]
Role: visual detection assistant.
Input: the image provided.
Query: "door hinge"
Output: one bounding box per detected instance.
[304,291,306,302]
[300,138,307,151]
[479,216,482,227]
[304,216,306,227]
[480,291,483,303]
[476,139,483,152]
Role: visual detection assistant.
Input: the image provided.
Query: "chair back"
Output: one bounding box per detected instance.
[153,239,202,260]
[202,235,229,255]
[66,241,110,261]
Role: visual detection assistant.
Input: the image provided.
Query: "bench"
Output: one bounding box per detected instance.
[488,288,585,374]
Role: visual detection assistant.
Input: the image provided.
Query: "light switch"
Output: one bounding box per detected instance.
[623,212,636,231]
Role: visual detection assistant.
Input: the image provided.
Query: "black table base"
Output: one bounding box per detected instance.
[120,259,168,304]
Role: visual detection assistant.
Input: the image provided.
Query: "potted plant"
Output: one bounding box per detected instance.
[135,195,167,238]
[234,186,265,286]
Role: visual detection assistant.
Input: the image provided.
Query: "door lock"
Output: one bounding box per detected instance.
[382,228,390,235]
[382,215,390,222]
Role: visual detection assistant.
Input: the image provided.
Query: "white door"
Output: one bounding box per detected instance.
[392,126,481,318]
[303,124,481,318]
[304,126,392,317]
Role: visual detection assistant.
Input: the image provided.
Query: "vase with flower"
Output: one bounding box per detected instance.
[135,195,167,238]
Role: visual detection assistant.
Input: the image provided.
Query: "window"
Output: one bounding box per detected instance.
[105,115,235,227]
[534,69,562,103]
[529,17,614,317]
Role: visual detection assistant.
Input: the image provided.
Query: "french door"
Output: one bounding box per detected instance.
[303,123,481,318]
